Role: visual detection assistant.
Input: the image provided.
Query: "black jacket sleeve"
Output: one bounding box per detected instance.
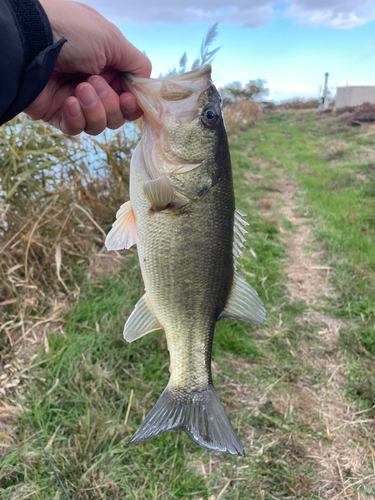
[0,0,66,125]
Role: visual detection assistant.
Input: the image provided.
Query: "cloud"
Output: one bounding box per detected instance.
[284,0,375,29]
[81,0,274,28]
[81,0,375,30]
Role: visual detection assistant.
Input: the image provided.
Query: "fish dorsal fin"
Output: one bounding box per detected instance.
[233,208,248,267]
[144,176,174,211]
[221,272,266,325]
[124,294,161,343]
[105,201,137,251]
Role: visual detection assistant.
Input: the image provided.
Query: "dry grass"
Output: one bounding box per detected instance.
[0,116,137,381]
[270,176,336,306]
[223,100,263,138]
[319,139,351,161]
[334,103,375,127]
[257,198,273,210]
[278,99,320,110]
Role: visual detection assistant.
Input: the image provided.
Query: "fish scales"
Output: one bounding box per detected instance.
[105,65,266,456]
[133,161,234,390]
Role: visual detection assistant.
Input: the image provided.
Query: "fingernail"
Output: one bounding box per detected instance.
[78,85,97,109]
[68,100,81,118]
[89,76,107,99]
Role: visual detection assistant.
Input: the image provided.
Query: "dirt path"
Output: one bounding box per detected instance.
[266,174,375,499]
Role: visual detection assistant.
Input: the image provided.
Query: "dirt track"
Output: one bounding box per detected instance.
[266,172,375,500]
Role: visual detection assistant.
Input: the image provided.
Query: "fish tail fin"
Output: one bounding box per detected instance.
[128,385,245,456]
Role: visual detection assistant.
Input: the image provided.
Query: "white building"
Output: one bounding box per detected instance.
[336,86,375,109]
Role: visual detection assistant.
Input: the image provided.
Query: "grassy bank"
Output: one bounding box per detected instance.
[254,111,375,402]
[1,110,375,499]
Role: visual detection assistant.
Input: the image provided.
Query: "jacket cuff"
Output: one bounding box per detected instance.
[6,0,53,67]
[0,38,66,125]
[0,0,66,124]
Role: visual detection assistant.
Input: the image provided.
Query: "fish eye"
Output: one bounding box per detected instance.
[202,107,219,126]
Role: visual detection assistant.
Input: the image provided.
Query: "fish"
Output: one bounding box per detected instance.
[105,64,266,456]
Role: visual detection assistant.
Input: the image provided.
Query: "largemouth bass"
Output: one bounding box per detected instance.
[106,65,266,456]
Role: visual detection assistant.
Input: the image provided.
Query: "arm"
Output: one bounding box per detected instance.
[0,0,65,125]
[1,0,152,135]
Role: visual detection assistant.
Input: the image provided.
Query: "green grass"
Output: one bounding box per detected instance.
[2,110,375,499]
[243,110,375,405]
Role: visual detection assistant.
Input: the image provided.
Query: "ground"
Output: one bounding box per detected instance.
[1,110,375,499]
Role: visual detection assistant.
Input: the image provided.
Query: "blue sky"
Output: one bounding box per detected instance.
[83,0,375,101]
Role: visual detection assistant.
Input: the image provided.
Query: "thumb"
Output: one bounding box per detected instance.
[111,31,152,78]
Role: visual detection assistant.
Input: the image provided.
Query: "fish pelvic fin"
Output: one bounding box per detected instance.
[128,385,245,457]
[221,272,266,325]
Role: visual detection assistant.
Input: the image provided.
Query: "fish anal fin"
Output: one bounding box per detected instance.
[128,384,245,457]
[221,273,266,325]
[124,294,161,343]
[105,201,137,251]
[144,176,174,211]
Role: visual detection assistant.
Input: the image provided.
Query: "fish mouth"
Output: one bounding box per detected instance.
[123,64,211,87]
[121,64,212,132]
[122,65,213,178]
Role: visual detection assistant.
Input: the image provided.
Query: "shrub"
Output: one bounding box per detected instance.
[223,100,263,137]
[280,98,319,110]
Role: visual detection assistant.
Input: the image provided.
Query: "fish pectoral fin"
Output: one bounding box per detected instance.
[128,384,245,457]
[221,272,266,325]
[123,294,161,343]
[143,176,174,211]
[105,200,137,251]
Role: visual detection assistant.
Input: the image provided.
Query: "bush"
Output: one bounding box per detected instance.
[223,100,263,137]
[280,98,319,110]
[336,102,375,123]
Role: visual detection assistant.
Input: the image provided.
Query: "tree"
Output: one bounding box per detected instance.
[220,79,269,107]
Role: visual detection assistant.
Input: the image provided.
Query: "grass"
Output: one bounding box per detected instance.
[0,118,138,370]
[2,110,375,499]
[250,111,375,399]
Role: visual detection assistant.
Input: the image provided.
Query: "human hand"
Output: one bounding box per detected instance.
[25,0,151,135]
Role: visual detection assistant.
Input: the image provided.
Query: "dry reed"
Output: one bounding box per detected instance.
[0,116,138,353]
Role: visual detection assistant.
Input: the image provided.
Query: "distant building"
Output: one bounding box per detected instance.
[336,86,375,109]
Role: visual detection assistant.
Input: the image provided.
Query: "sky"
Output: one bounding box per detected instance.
[82,0,375,101]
